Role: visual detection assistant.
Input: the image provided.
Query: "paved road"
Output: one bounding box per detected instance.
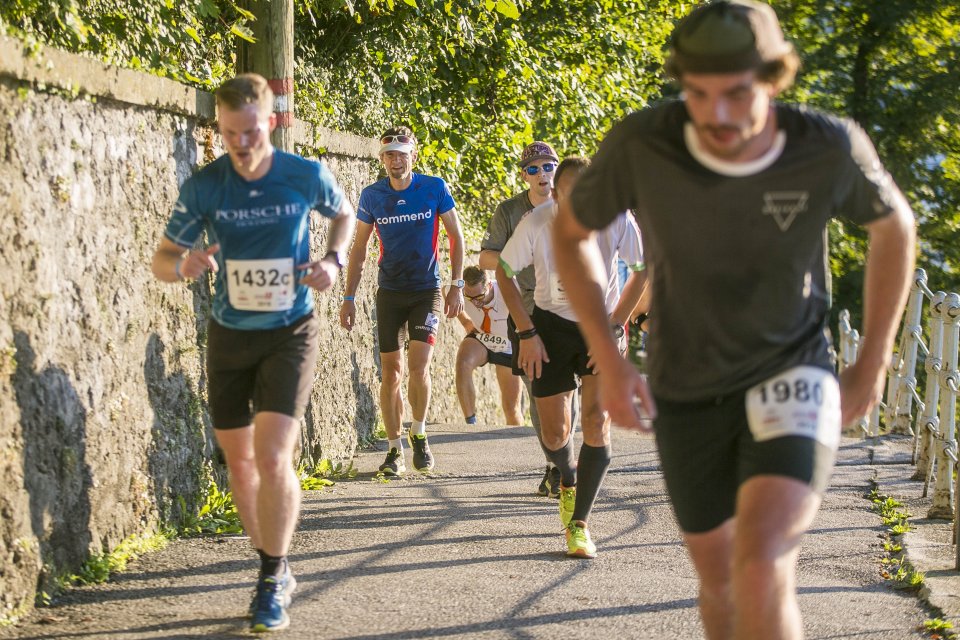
[3,425,943,639]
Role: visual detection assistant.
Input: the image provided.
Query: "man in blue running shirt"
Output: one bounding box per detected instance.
[151,73,356,633]
[339,126,465,475]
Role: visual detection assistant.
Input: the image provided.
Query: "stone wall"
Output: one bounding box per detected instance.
[0,35,502,623]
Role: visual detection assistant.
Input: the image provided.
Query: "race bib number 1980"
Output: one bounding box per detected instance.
[745,365,841,451]
[226,258,296,312]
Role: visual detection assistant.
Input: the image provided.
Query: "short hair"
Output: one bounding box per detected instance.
[554,156,591,187]
[215,73,274,115]
[463,265,487,287]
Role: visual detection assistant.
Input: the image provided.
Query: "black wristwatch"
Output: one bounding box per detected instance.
[611,323,625,339]
[323,250,345,270]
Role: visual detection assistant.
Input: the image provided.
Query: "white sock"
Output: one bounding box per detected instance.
[411,420,426,436]
[389,438,403,452]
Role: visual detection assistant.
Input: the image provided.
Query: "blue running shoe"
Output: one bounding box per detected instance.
[250,571,295,632]
[247,566,296,620]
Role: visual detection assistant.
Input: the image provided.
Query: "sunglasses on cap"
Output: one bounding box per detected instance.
[524,162,556,175]
[381,134,415,145]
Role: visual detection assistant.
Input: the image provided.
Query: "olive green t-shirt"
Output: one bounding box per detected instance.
[570,100,906,401]
[481,190,537,314]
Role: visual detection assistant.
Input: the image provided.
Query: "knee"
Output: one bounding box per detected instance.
[256,451,293,481]
[541,429,568,451]
[455,357,475,378]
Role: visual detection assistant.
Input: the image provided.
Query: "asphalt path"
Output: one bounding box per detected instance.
[2,425,936,639]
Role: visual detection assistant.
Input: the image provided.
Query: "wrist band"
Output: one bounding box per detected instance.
[343,295,355,302]
[174,258,185,281]
[517,327,538,340]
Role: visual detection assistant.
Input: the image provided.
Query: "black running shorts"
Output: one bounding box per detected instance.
[465,333,513,368]
[375,287,443,353]
[206,312,319,429]
[529,306,592,398]
[653,388,836,534]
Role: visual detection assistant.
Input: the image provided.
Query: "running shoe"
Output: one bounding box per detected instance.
[565,520,597,559]
[537,466,551,496]
[558,485,576,527]
[407,432,435,472]
[378,447,405,475]
[547,466,561,499]
[250,574,292,632]
[247,566,296,619]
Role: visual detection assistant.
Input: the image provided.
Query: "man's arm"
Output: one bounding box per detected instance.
[479,201,510,271]
[439,208,465,318]
[299,200,357,292]
[553,198,655,428]
[611,269,648,327]
[151,237,219,283]
[840,203,916,425]
[478,249,500,271]
[339,220,375,331]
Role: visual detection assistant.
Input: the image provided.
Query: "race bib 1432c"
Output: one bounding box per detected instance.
[225,258,296,312]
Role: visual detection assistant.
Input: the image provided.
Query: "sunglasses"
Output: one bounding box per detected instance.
[524,162,556,175]
[464,284,489,301]
[381,134,415,145]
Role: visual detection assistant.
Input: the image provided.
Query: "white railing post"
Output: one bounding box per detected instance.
[915,291,945,485]
[930,293,959,520]
[890,269,927,435]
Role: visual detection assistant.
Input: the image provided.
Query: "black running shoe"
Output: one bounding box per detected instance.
[407,432,434,472]
[378,447,406,475]
[547,466,561,499]
[537,466,551,496]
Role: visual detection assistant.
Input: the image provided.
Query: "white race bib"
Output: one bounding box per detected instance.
[225,258,296,312]
[549,272,568,304]
[475,331,512,355]
[745,365,841,450]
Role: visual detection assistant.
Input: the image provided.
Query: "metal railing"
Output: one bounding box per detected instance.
[838,268,960,566]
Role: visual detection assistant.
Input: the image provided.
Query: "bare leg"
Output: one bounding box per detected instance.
[455,338,488,419]
[495,364,523,425]
[214,425,260,549]
[252,411,302,556]
[379,350,404,440]
[407,340,435,423]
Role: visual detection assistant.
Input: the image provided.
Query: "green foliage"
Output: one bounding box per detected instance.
[298,457,356,490]
[295,0,685,239]
[869,485,925,591]
[922,618,957,640]
[67,532,168,586]
[774,0,960,327]
[176,482,244,537]
[0,0,254,87]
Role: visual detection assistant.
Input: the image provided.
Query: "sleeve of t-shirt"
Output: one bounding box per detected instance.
[164,177,205,248]
[498,214,535,278]
[311,160,346,219]
[437,178,456,214]
[357,187,375,225]
[480,202,511,252]
[570,115,640,231]
[616,213,645,269]
[836,119,909,225]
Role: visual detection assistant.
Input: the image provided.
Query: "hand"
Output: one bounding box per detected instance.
[600,356,656,433]
[839,357,886,428]
[178,244,220,280]
[297,256,340,293]
[339,300,356,331]
[444,286,464,318]
[518,335,549,380]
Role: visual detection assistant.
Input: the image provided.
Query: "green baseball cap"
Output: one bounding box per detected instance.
[668,0,794,74]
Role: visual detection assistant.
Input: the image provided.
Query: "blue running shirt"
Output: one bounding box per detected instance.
[357,173,456,291]
[164,151,345,330]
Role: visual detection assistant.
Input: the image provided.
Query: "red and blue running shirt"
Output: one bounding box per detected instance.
[357,173,456,292]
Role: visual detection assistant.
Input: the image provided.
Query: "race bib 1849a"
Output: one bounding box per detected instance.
[225,258,296,312]
[745,365,841,450]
